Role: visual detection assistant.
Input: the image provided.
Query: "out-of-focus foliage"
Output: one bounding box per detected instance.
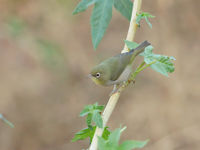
[136,12,155,28]
[125,40,175,77]
[114,0,133,21]
[73,0,133,49]
[72,126,110,143]
[80,103,104,128]
[98,127,148,150]
[6,16,26,37]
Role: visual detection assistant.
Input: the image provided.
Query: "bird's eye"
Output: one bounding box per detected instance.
[96,72,101,78]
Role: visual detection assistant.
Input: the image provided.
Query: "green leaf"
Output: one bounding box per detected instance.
[98,136,111,150]
[80,105,92,117]
[114,0,133,21]
[36,39,65,69]
[71,126,96,142]
[140,46,175,77]
[108,128,121,146]
[73,0,98,15]
[6,16,26,37]
[95,105,104,111]
[80,103,104,128]
[92,110,103,128]
[136,12,155,28]
[124,40,139,49]
[98,127,148,150]
[0,114,14,128]
[72,126,110,143]
[98,128,121,150]
[102,127,111,140]
[91,0,114,49]
[86,113,93,127]
[145,16,152,29]
[118,140,148,150]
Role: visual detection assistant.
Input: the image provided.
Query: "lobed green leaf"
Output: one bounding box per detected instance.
[140,46,175,77]
[71,126,96,142]
[108,128,121,146]
[114,0,133,21]
[91,0,114,49]
[73,0,98,15]
[98,127,148,150]
[136,12,155,28]
[118,140,148,150]
[92,110,103,128]
[124,40,139,49]
[72,126,110,143]
[102,127,111,140]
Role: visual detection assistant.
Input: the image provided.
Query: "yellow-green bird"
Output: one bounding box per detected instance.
[89,41,150,86]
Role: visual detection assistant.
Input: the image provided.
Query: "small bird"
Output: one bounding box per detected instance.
[89,41,150,87]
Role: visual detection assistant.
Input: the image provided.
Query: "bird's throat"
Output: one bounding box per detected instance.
[91,77,103,85]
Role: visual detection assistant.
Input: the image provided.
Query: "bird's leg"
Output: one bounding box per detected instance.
[109,84,120,96]
[128,79,136,84]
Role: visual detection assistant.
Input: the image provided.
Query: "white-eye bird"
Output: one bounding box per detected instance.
[89,41,150,87]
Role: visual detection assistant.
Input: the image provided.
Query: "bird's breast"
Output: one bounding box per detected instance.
[106,65,132,85]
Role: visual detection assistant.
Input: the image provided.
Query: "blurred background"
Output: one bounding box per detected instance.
[0,0,200,149]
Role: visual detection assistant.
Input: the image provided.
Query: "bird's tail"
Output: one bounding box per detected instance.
[129,40,151,56]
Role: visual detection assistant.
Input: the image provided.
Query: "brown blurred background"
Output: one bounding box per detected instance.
[0,0,200,149]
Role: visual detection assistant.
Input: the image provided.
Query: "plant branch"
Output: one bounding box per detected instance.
[89,0,142,150]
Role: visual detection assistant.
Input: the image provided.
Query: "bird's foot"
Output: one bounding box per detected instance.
[128,79,135,84]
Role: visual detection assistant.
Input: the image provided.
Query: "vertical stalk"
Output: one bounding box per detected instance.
[89,0,142,150]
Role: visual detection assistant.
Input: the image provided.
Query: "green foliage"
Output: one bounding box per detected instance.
[114,0,133,21]
[36,39,65,68]
[72,126,96,143]
[136,12,155,28]
[6,16,26,37]
[73,0,98,15]
[0,114,14,128]
[80,103,104,128]
[73,0,133,49]
[140,46,175,76]
[91,0,114,49]
[72,126,110,143]
[125,41,175,77]
[98,127,148,150]
[124,40,139,49]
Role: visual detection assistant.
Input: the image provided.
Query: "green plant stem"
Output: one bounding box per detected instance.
[89,0,142,150]
[131,60,156,79]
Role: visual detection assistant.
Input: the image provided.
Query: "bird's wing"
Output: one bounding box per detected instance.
[109,53,132,81]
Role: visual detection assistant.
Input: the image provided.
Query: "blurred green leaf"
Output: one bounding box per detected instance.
[114,0,133,21]
[7,16,26,37]
[72,126,110,143]
[91,0,114,49]
[36,39,65,68]
[102,127,111,140]
[86,113,93,128]
[140,46,175,76]
[108,128,121,146]
[118,140,148,150]
[136,12,155,28]
[72,126,96,142]
[98,127,148,150]
[124,40,139,49]
[73,0,98,15]
[80,103,104,128]
[0,114,14,128]
[92,110,103,128]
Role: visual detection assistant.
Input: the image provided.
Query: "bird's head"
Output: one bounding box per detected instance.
[89,64,110,86]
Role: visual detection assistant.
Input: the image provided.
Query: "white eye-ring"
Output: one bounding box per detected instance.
[96,72,101,78]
